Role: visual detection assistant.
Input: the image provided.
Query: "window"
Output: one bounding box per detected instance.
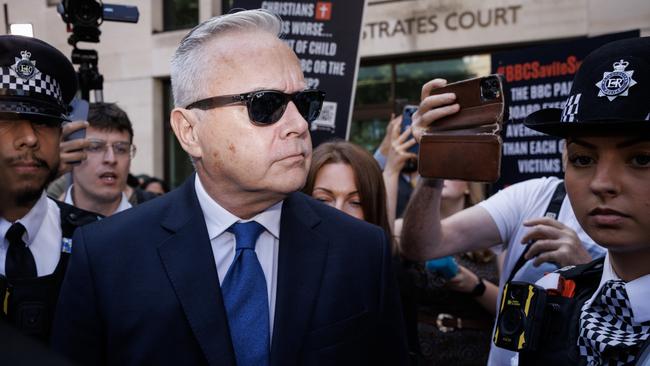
[222,0,234,13]
[163,0,199,31]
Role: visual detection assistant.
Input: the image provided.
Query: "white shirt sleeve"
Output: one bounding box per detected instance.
[478,177,556,250]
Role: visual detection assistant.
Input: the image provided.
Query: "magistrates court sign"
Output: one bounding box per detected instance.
[360,0,587,57]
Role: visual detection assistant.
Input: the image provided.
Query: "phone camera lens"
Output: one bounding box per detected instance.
[480,77,501,101]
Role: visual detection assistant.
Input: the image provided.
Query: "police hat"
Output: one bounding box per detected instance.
[0,35,77,125]
[524,37,650,137]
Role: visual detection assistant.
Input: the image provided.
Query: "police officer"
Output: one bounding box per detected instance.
[0,35,99,342]
[512,36,650,365]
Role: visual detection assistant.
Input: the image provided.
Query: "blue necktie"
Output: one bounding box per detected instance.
[222,221,270,366]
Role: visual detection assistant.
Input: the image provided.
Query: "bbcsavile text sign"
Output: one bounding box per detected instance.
[230,1,365,146]
[490,30,639,191]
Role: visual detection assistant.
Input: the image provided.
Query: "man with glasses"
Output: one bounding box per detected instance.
[62,102,136,217]
[0,35,99,345]
[53,9,408,366]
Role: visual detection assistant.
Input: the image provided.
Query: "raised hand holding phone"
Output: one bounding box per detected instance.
[384,114,417,176]
[57,98,90,177]
[399,105,419,172]
[417,75,505,182]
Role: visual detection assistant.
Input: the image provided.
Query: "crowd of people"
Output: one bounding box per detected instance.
[0,7,648,366]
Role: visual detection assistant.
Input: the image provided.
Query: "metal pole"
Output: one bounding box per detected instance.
[3,4,10,34]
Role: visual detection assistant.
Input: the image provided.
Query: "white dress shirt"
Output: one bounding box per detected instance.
[583,253,650,323]
[64,184,131,215]
[194,174,281,337]
[0,192,62,277]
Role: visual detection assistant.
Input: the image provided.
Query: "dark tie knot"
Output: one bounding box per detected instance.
[5,222,27,245]
[228,221,265,251]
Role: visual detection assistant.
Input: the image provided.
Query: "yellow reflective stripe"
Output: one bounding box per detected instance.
[3,289,9,315]
[518,285,536,350]
[524,285,535,315]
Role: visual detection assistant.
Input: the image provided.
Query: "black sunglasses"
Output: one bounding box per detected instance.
[185,89,326,125]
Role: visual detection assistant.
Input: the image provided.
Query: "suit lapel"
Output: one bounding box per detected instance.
[157,176,236,366]
[270,193,329,365]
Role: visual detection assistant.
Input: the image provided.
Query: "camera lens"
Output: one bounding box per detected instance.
[500,308,524,336]
[480,76,501,101]
[71,0,103,27]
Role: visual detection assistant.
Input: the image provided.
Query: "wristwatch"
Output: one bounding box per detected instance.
[470,277,486,297]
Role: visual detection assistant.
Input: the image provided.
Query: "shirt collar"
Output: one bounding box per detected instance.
[64,185,74,205]
[587,253,650,323]
[65,184,132,215]
[194,173,282,240]
[115,192,132,214]
[0,191,49,246]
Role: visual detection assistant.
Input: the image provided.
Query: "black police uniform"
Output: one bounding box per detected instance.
[1,201,100,341]
[512,36,650,365]
[0,35,100,341]
[518,258,650,365]
[518,259,603,365]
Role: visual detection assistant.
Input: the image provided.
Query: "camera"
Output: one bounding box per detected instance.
[58,0,139,44]
[493,281,547,351]
[57,0,139,102]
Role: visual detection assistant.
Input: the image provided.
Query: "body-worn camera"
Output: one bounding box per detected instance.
[493,281,547,351]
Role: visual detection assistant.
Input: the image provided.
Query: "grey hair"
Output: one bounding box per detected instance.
[170,9,283,108]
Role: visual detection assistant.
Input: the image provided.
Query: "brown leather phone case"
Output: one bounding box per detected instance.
[418,134,502,182]
[418,74,505,182]
[428,75,505,132]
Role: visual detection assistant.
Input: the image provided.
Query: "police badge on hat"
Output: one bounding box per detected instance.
[595,59,637,101]
[11,50,40,80]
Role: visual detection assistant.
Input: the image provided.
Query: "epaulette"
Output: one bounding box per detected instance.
[553,256,605,280]
[52,199,102,238]
[535,256,605,297]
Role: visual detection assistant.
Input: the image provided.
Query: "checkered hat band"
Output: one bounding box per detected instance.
[0,101,64,117]
[0,66,63,104]
[578,280,650,365]
[561,93,582,122]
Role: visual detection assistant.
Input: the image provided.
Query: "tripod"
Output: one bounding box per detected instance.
[71,47,104,102]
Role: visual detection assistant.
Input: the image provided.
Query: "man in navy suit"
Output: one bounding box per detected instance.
[52,9,408,366]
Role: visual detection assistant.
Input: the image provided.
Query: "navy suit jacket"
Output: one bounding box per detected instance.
[52,176,409,365]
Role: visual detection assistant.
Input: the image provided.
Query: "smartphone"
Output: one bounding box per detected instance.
[425,256,459,280]
[428,74,505,132]
[400,104,419,172]
[64,98,89,141]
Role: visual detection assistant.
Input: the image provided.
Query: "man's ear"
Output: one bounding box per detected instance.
[170,108,202,159]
